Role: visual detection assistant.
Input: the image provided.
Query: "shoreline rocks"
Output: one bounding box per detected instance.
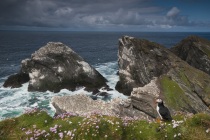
[3,35,210,120]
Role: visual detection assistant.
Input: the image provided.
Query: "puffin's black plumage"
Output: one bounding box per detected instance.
[156,99,172,121]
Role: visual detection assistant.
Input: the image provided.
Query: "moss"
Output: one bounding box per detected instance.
[178,69,191,87]
[159,75,190,111]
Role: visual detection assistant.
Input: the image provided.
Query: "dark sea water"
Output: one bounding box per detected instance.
[0,31,210,120]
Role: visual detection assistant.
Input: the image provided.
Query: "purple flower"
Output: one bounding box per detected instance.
[25,130,32,135]
[50,125,58,133]
[59,132,64,139]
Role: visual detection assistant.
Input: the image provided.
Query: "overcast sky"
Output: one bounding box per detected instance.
[0,0,210,31]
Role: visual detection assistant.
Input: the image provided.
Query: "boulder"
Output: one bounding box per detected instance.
[4,42,107,92]
[170,35,210,75]
[131,78,160,118]
[51,94,153,120]
[116,36,210,116]
[3,73,29,88]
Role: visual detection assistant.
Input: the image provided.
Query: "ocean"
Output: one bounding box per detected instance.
[0,31,210,120]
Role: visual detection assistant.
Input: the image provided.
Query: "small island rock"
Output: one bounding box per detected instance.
[4,42,107,92]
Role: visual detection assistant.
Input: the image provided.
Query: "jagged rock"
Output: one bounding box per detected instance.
[116,36,210,117]
[51,94,153,120]
[116,36,172,96]
[170,35,210,75]
[4,42,107,92]
[3,73,29,88]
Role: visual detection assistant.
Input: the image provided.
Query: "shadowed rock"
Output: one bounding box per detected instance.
[4,42,107,92]
[3,73,29,88]
[170,35,210,75]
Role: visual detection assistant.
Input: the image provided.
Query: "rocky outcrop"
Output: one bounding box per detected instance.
[51,94,153,120]
[116,36,172,96]
[131,78,160,118]
[3,73,29,88]
[170,35,210,75]
[116,36,210,116]
[4,42,107,92]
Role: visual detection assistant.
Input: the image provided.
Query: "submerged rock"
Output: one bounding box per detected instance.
[116,36,210,117]
[4,42,107,92]
[170,35,210,75]
[51,94,153,120]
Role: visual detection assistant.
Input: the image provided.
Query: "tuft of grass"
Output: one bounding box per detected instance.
[0,109,210,140]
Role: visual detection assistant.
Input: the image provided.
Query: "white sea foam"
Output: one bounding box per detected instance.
[0,61,127,120]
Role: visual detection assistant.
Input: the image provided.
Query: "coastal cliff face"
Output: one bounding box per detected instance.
[116,36,172,96]
[4,42,107,92]
[170,35,210,75]
[116,36,210,116]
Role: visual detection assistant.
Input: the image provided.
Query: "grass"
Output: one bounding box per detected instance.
[0,109,210,140]
[159,75,191,111]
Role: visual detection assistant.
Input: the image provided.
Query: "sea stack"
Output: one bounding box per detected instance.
[4,42,108,92]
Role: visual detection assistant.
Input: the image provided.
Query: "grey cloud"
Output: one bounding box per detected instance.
[0,0,161,28]
[164,7,190,26]
[167,7,180,17]
[0,0,206,30]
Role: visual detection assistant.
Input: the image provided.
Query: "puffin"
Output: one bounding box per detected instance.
[156,98,172,121]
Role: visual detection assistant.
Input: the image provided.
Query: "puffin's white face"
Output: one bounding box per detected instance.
[156,98,163,103]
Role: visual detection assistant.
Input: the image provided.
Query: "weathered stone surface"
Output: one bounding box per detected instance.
[116,36,210,116]
[170,35,210,75]
[131,78,160,118]
[116,36,172,96]
[3,73,29,88]
[4,42,107,92]
[51,94,153,120]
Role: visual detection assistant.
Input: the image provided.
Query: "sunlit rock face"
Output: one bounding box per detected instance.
[116,36,171,96]
[170,35,210,76]
[4,42,107,92]
[116,36,210,116]
[51,94,153,121]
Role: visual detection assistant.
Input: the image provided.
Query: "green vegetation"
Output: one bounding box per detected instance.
[159,75,191,111]
[0,109,210,140]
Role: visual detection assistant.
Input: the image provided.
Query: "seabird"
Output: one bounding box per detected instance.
[156,98,172,121]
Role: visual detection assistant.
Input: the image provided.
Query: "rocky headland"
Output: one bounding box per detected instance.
[116,36,210,118]
[49,35,210,120]
[3,35,210,120]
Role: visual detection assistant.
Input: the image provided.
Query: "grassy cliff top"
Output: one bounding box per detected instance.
[0,109,210,140]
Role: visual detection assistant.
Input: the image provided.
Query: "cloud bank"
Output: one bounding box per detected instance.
[0,0,209,31]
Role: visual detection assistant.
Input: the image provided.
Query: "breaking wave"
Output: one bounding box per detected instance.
[0,61,127,120]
